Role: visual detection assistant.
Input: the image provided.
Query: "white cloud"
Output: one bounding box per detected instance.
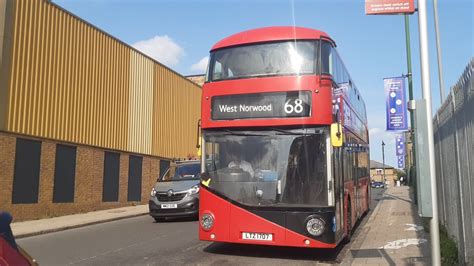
[132,35,184,67]
[190,56,209,73]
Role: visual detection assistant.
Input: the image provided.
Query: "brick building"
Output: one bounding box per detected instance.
[370,160,397,185]
[0,0,201,220]
[186,74,206,87]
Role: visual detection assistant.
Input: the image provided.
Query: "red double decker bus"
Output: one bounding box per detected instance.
[199,26,370,249]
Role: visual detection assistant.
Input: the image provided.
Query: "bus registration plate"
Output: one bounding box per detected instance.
[161,204,177,209]
[242,232,273,241]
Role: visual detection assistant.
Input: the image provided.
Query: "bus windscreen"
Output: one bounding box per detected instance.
[203,128,328,207]
[209,41,317,81]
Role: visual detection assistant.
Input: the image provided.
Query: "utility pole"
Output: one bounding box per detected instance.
[404,14,416,185]
[382,141,386,185]
[417,0,441,264]
[433,0,445,103]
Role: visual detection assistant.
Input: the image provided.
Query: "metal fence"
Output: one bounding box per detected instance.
[434,58,474,265]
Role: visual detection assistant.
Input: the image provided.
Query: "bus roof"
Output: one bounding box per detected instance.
[211,26,334,51]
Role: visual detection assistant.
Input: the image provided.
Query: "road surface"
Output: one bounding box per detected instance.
[18,188,386,265]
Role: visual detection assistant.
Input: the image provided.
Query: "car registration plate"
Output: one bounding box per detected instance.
[161,204,177,209]
[242,232,273,241]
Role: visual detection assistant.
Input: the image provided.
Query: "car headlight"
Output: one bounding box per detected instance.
[306,216,325,237]
[200,213,214,231]
[187,185,200,195]
[150,187,156,197]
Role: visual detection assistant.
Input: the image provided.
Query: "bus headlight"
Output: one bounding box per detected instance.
[200,213,214,231]
[306,217,325,237]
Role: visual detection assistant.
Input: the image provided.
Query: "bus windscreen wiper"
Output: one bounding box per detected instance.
[222,129,267,136]
[268,128,309,135]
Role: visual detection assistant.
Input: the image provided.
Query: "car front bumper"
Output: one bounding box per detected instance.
[149,197,199,218]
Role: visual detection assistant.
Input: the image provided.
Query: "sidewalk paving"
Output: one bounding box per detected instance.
[11,205,149,239]
[343,186,431,265]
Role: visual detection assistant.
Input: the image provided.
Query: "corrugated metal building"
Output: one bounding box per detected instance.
[0,0,201,220]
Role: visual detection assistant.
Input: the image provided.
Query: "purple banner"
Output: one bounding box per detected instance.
[396,134,406,156]
[397,155,405,168]
[385,77,408,131]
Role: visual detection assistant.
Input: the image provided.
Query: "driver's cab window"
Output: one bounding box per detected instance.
[205,142,220,171]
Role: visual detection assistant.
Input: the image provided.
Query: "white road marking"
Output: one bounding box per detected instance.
[405,223,424,231]
[379,238,428,249]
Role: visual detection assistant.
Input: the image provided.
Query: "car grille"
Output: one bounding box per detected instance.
[157,192,186,202]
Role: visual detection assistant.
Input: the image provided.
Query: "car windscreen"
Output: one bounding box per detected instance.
[160,164,201,182]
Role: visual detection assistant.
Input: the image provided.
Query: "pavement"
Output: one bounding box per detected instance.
[11,205,149,239]
[342,185,431,265]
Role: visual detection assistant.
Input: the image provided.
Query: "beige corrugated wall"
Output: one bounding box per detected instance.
[152,67,202,158]
[3,0,201,159]
[128,50,153,155]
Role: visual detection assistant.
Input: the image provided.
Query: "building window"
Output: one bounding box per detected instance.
[12,138,42,204]
[53,144,77,203]
[103,151,120,202]
[127,155,142,202]
[376,169,382,175]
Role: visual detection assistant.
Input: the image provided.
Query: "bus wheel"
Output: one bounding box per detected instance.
[344,200,352,243]
[366,189,370,213]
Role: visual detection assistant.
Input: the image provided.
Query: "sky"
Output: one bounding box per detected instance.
[54,0,473,168]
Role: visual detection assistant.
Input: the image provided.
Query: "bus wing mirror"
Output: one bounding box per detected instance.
[196,119,202,157]
[201,172,211,187]
[331,123,343,147]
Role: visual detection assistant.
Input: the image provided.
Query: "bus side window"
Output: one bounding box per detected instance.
[320,42,333,75]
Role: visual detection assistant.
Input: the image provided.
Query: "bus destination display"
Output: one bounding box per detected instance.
[212,91,311,120]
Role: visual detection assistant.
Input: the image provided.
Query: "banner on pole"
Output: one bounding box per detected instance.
[398,155,405,168]
[385,77,408,131]
[396,134,406,156]
[365,0,415,15]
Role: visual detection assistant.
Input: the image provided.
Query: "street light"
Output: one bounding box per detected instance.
[382,141,386,185]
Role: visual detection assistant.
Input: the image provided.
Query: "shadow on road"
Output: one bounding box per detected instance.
[153,216,198,223]
[203,241,344,263]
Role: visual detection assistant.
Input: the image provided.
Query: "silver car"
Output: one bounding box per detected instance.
[149,160,201,222]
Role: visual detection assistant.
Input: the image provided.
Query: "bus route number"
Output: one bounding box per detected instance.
[284,99,304,114]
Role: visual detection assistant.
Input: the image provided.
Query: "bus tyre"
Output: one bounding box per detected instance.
[344,200,352,243]
[366,190,370,213]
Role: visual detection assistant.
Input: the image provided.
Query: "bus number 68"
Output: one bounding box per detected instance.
[284,99,304,114]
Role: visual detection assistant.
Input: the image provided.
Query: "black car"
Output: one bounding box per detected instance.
[371,181,385,188]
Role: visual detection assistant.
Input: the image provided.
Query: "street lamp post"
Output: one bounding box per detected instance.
[382,141,386,185]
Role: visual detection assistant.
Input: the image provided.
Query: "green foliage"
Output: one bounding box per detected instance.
[422,221,459,265]
[395,169,406,179]
[439,225,458,266]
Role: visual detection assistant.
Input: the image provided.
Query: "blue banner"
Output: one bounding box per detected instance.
[397,155,405,169]
[385,77,408,131]
[396,134,406,156]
